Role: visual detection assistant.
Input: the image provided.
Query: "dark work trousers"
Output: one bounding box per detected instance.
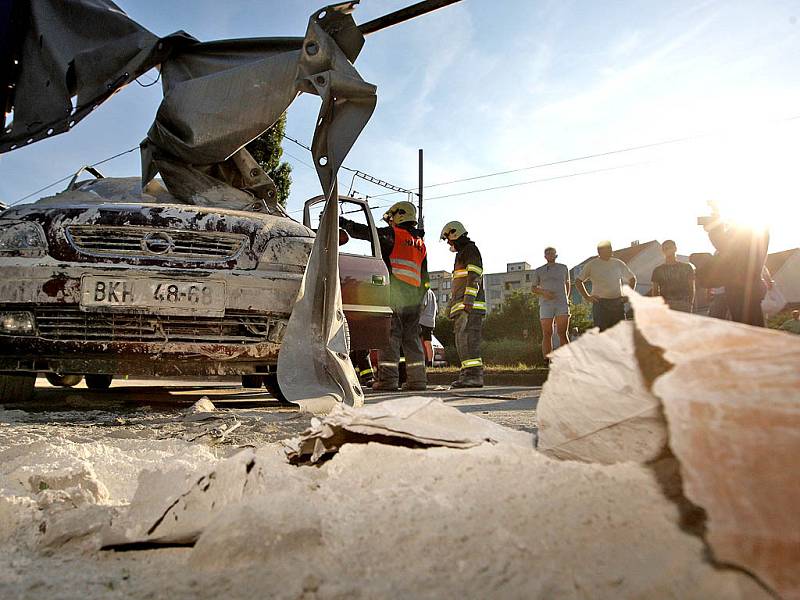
[454,311,484,382]
[726,283,766,327]
[592,297,625,332]
[376,304,426,386]
[708,293,729,320]
[350,350,374,384]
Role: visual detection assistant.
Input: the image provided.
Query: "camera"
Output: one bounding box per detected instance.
[697,200,722,229]
[697,215,717,227]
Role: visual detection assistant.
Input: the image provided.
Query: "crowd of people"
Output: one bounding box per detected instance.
[342,200,793,391]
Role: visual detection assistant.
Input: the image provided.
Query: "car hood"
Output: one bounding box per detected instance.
[1,178,314,269]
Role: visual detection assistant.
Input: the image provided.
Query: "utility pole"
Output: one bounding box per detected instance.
[418,148,424,231]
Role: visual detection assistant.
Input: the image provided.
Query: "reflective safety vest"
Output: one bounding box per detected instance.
[389,226,426,287]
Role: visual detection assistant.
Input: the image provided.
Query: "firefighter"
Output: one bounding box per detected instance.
[340,201,429,391]
[440,221,485,388]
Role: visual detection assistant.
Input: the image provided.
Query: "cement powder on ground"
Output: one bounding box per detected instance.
[1,437,767,599]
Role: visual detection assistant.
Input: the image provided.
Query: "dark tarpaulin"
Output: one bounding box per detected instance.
[1,0,375,217]
[0,0,193,153]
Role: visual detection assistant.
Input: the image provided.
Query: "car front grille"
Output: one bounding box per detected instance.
[31,305,286,345]
[66,226,246,261]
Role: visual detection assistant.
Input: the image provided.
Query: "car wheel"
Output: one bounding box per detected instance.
[45,373,83,388]
[85,374,113,390]
[241,375,262,389]
[0,373,36,403]
[262,373,291,404]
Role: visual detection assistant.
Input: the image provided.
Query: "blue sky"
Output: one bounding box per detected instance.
[2,0,799,274]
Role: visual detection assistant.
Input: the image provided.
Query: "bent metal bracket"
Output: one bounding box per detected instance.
[0,0,460,410]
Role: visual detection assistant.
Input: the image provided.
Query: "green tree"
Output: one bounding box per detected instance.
[433,309,454,347]
[483,291,542,343]
[569,301,593,334]
[245,113,292,208]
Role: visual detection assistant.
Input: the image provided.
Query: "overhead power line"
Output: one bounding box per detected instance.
[282,134,413,195]
[363,161,649,214]
[366,112,800,199]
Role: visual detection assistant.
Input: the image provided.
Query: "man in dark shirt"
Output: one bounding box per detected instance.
[650,240,695,312]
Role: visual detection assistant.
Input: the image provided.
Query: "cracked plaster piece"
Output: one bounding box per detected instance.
[282,396,535,463]
[628,292,800,600]
[537,321,668,464]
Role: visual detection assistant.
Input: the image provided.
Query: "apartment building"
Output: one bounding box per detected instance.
[428,270,453,307]
[483,262,538,313]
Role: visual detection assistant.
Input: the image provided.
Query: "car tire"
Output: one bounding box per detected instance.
[45,373,83,388]
[0,373,36,403]
[262,373,291,404]
[241,375,262,389]
[85,374,113,390]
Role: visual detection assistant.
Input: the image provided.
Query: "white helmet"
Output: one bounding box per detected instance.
[440,221,467,242]
[383,201,417,225]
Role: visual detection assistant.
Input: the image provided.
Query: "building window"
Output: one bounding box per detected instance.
[525,274,530,282]
[443,280,451,290]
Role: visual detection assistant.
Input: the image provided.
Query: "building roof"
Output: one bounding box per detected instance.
[766,248,799,275]
[572,240,660,271]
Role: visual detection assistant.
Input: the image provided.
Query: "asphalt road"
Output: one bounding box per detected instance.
[2,377,540,449]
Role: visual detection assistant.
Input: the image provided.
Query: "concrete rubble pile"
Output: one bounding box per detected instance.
[1,291,797,599]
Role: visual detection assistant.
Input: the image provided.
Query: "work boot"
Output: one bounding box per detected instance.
[450,378,483,389]
[372,380,399,392]
[402,381,427,392]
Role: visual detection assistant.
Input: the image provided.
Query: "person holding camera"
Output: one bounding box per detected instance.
[696,207,769,327]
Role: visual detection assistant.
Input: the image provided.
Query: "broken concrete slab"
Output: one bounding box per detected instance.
[283,396,535,464]
[537,321,669,464]
[629,292,800,600]
[101,445,308,547]
[140,443,767,598]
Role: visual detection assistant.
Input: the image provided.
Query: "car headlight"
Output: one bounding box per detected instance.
[0,221,47,257]
[0,311,36,335]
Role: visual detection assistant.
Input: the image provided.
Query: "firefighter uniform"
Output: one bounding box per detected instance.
[350,349,374,387]
[341,202,429,390]
[441,222,485,387]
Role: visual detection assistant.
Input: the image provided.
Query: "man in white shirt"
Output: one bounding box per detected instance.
[575,241,637,331]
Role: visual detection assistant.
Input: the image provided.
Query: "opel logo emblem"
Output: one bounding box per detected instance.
[142,231,174,255]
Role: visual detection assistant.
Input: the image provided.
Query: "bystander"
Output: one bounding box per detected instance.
[575,241,637,331]
[780,310,800,334]
[531,247,570,361]
[650,240,695,312]
[420,288,437,366]
[696,207,769,327]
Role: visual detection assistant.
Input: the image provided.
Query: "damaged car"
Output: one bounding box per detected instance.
[0,175,390,401]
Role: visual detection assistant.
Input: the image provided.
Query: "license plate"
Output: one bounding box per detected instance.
[80,276,226,315]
